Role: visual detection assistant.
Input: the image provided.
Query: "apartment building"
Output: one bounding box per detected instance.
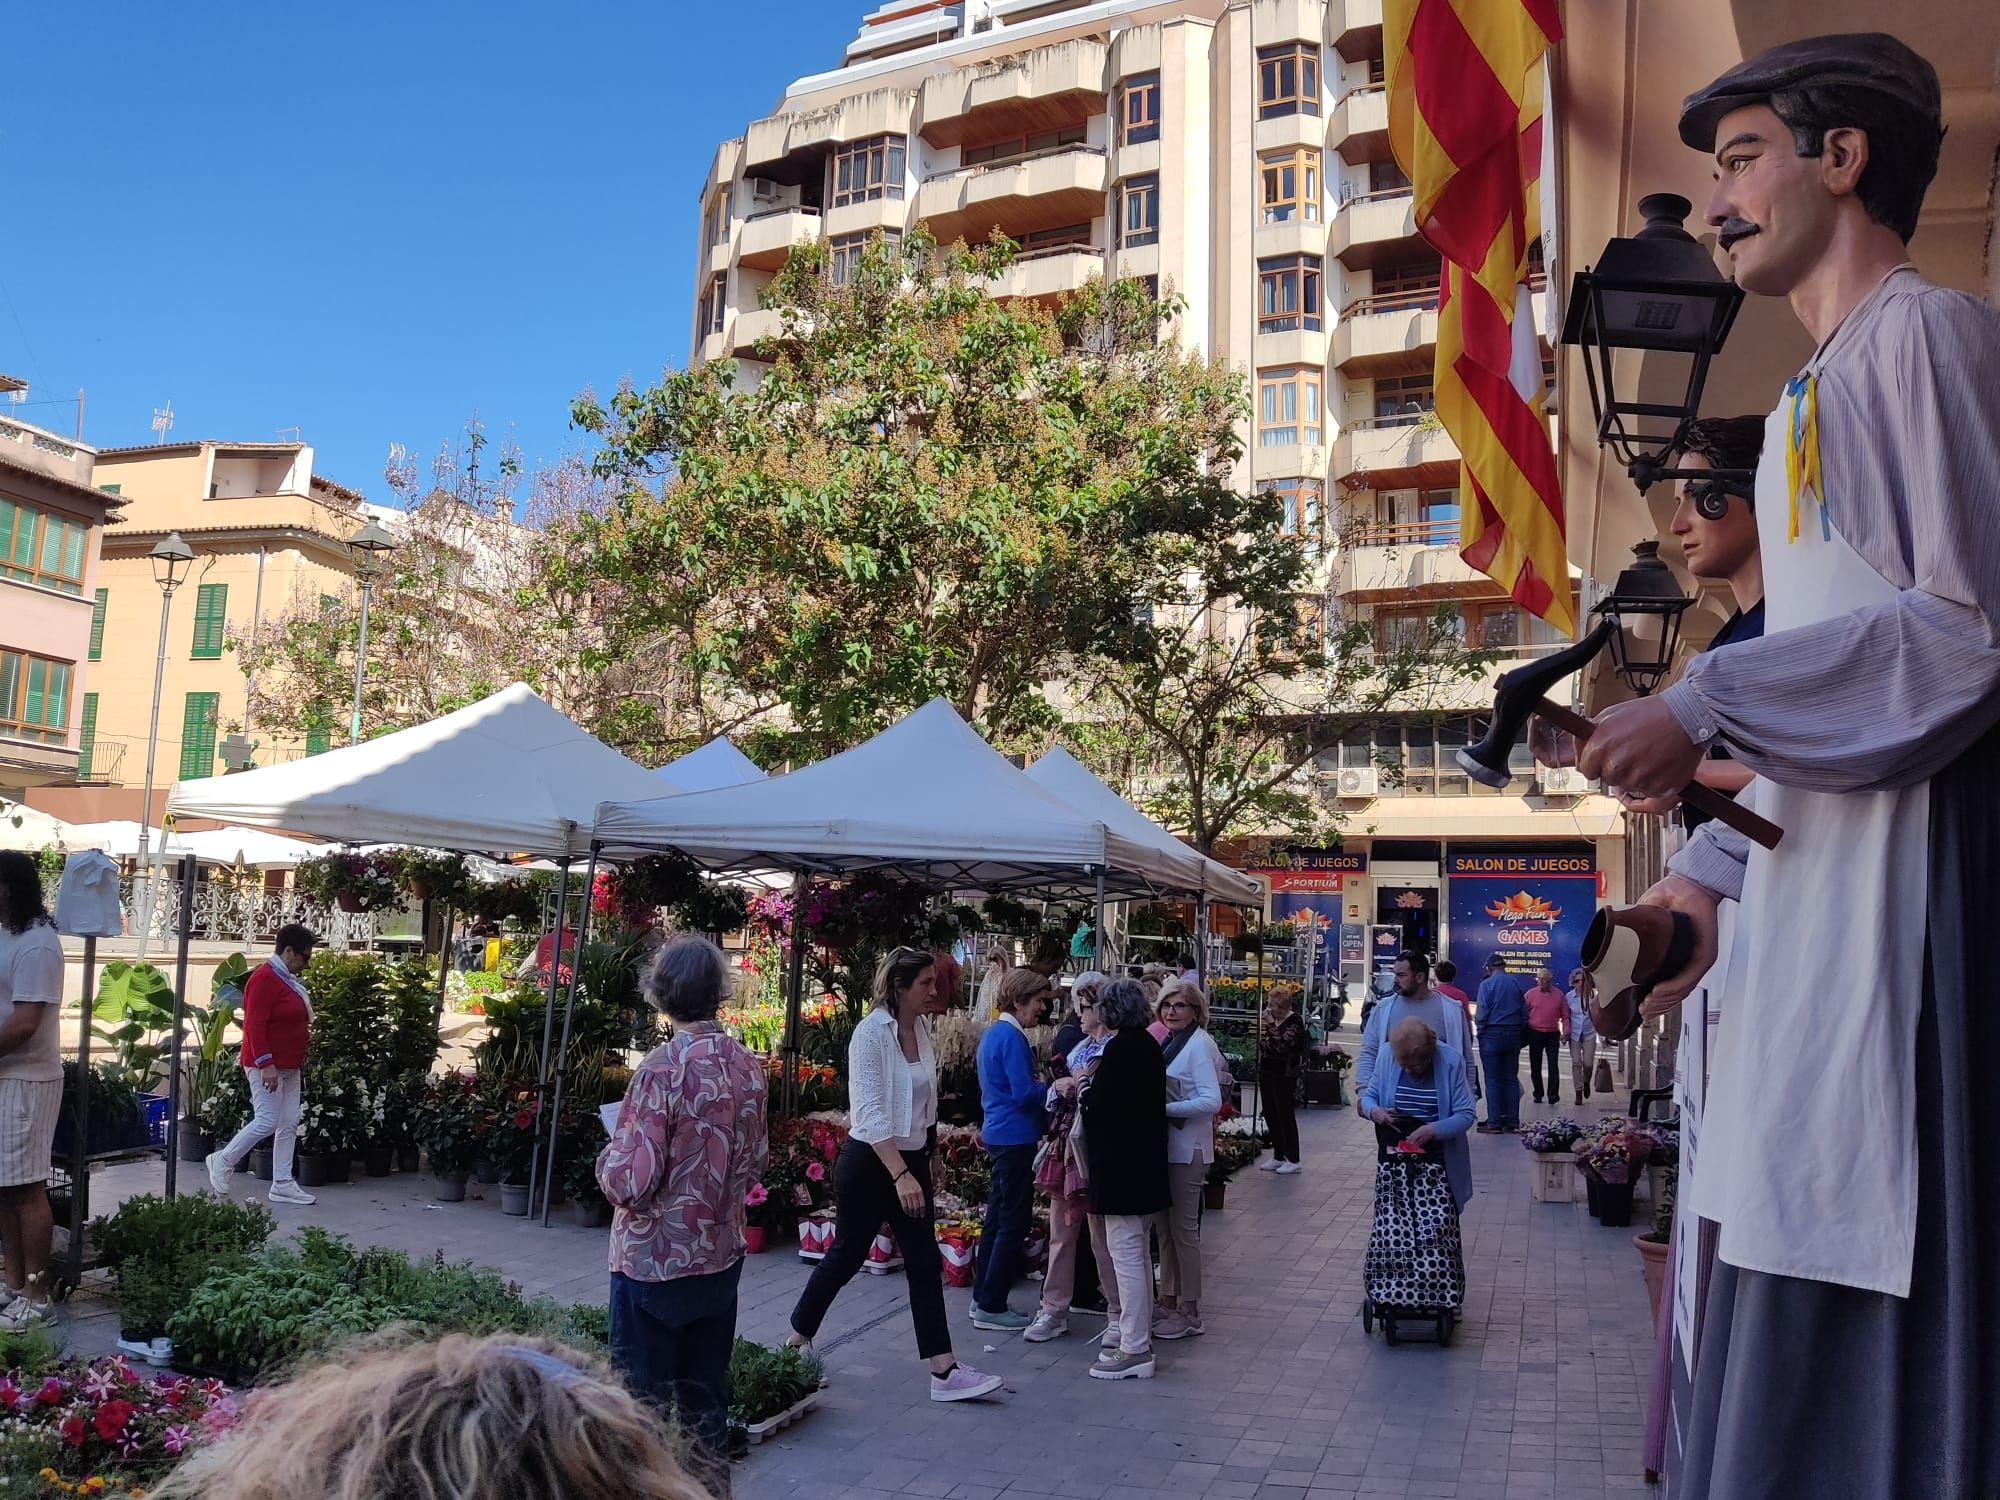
[35,441,384,823]
[0,383,119,794]
[690,0,1623,953]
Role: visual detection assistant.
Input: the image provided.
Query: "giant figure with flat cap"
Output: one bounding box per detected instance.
[1568,31,2000,1500]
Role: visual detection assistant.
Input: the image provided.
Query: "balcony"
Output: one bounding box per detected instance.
[737,205,823,272]
[730,306,792,359]
[1332,86,1390,165]
[1333,286,1439,376]
[1334,0,1384,64]
[1336,519,1486,602]
[742,85,916,184]
[991,243,1106,304]
[0,416,96,492]
[1334,415,1459,490]
[918,38,1107,149]
[1333,189,1419,269]
[915,144,1107,245]
[0,733,79,789]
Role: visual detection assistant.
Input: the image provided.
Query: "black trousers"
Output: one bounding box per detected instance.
[1261,1070,1301,1162]
[610,1263,739,1496]
[790,1137,950,1359]
[1526,1028,1562,1101]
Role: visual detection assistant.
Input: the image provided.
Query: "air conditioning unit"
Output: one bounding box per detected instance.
[1335,766,1380,799]
[749,178,783,204]
[1538,766,1590,796]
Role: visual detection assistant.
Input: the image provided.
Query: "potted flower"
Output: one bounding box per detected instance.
[486,1087,543,1214]
[395,848,472,906]
[560,1147,611,1229]
[1635,1164,1676,1330]
[295,1089,346,1188]
[294,851,404,914]
[743,1182,780,1254]
[1520,1116,1585,1204]
[1574,1126,1654,1227]
[416,1070,482,1201]
[380,1071,425,1172]
[1303,1044,1350,1107]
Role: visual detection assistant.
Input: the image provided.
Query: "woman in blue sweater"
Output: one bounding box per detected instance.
[970,967,1053,1330]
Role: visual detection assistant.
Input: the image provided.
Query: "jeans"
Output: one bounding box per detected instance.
[791,1138,950,1358]
[610,1261,740,1495]
[216,1066,301,1184]
[1261,1070,1300,1163]
[973,1142,1035,1315]
[1480,1029,1524,1127]
[1101,1213,1154,1354]
[1527,1028,1563,1101]
[1157,1160,1207,1306]
[1038,1192,1108,1317]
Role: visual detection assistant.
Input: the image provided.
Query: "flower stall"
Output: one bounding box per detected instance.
[1521,1117,1587,1204]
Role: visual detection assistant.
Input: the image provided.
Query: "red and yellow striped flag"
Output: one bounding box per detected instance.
[1385,0,1571,634]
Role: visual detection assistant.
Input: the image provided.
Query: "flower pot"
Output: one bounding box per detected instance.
[1634,1233,1671,1332]
[474,1158,502,1185]
[397,1144,422,1173]
[1530,1152,1578,1205]
[296,1153,332,1188]
[570,1198,611,1229]
[1202,1181,1227,1211]
[1584,1169,1603,1217]
[250,1146,274,1181]
[363,1144,395,1178]
[499,1182,532,1216]
[1595,1180,1636,1228]
[743,1224,770,1254]
[177,1124,213,1163]
[408,877,433,902]
[336,891,363,914]
[326,1152,352,1184]
[1303,1072,1342,1108]
[433,1171,470,1203]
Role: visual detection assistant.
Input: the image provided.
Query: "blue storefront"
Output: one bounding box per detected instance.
[1444,848,1599,984]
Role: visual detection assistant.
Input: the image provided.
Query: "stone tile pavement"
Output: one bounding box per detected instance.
[59,1062,1660,1500]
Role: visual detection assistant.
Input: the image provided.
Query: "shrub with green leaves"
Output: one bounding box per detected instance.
[726,1339,822,1425]
[93,1193,276,1341]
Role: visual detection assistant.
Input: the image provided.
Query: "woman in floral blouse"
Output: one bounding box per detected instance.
[598,935,767,1497]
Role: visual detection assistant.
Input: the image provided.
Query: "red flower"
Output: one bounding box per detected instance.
[512,1110,534,1130]
[95,1398,136,1441]
[34,1376,66,1406]
[60,1411,86,1447]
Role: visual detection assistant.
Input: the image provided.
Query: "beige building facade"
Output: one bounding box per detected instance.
[690,0,1622,953]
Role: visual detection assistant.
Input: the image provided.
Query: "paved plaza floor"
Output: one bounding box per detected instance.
[62,1065,1660,1500]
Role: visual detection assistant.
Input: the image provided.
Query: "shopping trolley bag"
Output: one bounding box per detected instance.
[1363,1151,1465,1320]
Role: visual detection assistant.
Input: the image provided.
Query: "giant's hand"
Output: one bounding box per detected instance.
[1577,697,1705,800]
[1529,713,1581,769]
[1635,875,1719,1015]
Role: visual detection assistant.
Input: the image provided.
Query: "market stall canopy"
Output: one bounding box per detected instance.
[658,736,767,792]
[0,800,87,852]
[167,684,681,861]
[593,698,1199,898]
[1025,747,1263,906]
[60,820,147,857]
[168,826,327,868]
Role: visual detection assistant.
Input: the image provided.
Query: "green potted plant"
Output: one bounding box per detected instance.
[485,1086,543,1214]
[395,848,472,906]
[416,1071,483,1201]
[92,1192,275,1346]
[1635,1164,1676,1331]
[294,851,404,913]
[728,1339,825,1444]
[559,1146,610,1229]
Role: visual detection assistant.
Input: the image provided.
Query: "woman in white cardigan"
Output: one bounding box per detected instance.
[786,948,1003,1403]
[1155,977,1223,1340]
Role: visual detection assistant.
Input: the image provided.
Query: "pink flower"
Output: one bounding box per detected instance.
[744,1183,769,1207]
[0,1377,19,1411]
[83,1366,121,1401]
[95,1398,136,1441]
[163,1423,195,1455]
[805,1161,825,1182]
[34,1376,66,1406]
[60,1411,85,1447]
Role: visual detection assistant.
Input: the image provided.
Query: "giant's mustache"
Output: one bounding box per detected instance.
[1718,218,1760,251]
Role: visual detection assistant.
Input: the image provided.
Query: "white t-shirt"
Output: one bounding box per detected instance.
[894,1051,937,1153]
[0,922,64,1082]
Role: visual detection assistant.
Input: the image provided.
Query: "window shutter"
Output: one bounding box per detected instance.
[191,583,228,659]
[78,694,98,779]
[180,692,220,780]
[89,588,108,660]
[306,723,330,756]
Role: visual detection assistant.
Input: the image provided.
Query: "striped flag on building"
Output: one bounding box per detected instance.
[1385,0,1571,633]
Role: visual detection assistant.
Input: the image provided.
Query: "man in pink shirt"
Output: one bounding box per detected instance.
[1523,967,1568,1106]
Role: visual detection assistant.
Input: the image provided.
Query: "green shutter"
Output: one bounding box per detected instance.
[190,583,228,659]
[44,663,68,735]
[77,694,98,778]
[23,659,45,726]
[179,691,220,780]
[89,588,108,660]
[306,723,330,756]
[97,483,121,496]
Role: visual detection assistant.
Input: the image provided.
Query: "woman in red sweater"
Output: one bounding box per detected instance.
[206,924,317,1205]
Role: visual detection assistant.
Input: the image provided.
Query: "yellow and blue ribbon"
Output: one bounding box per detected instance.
[1783,373,1829,543]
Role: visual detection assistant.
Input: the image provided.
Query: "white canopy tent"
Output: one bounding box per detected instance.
[0,800,83,851]
[168,826,327,869]
[658,736,767,793]
[1023,747,1262,907]
[166,683,681,861]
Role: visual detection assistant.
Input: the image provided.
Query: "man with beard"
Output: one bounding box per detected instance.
[1574,35,2000,1499]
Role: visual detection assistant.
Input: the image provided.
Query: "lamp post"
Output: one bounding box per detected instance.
[134,533,196,961]
[1558,193,1747,495]
[345,519,396,744]
[1590,539,1696,697]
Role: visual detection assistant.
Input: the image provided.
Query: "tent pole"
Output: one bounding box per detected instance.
[1195,896,1210,985]
[164,854,196,1199]
[539,844,600,1225]
[780,874,808,1117]
[526,860,572,1220]
[432,903,455,1041]
[1092,869,1105,970]
[69,935,97,1288]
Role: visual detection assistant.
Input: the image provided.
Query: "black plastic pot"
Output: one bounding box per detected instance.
[397,1144,421,1173]
[1596,1180,1635,1228]
[363,1144,395,1178]
[177,1123,212,1163]
[326,1152,352,1184]
[250,1147,275,1181]
[296,1154,332,1188]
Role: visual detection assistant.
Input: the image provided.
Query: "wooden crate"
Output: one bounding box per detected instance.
[1530,1151,1578,1204]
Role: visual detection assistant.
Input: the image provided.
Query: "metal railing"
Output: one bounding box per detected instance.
[1340,285,1441,318]
[1014,238,1101,262]
[744,202,821,223]
[118,876,381,949]
[1351,519,1459,547]
[923,142,1106,182]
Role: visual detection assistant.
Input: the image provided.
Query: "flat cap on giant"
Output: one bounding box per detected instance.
[1679,32,1944,151]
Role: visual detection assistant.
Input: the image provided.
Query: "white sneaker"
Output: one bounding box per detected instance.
[1257,1158,1281,1171]
[205,1151,232,1196]
[1274,1161,1302,1175]
[268,1181,316,1206]
[1022,1312,1068,1343]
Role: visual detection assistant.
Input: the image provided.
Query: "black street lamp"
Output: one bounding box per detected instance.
[345,519,397,744]
[1559,193,1747,494]
[135,532,196,961]
[1590,539,1694,697]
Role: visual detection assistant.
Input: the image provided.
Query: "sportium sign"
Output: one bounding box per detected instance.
[1445,850,1597,979]
[1257,846,1366,893]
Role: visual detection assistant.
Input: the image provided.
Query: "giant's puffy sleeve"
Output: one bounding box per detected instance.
[1661,287,2000,792]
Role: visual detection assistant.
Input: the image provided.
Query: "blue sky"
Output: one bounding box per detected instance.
[2,3,859,498]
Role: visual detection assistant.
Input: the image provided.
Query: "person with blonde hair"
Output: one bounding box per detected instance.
[1154,976,1222,1340]
[149,1332,714,1500]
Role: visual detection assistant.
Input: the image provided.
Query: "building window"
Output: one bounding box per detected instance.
[1118,174,1159,248]
[829,134,907,208]
[89,587,108,661]
[705,190,729,246]
[1258,254,1322,333]
[0,497,88,595]
[697,275,725,339]
[1375,373,1435,423]
[1258,42,1321,120]
[1370,157,1413,196]
[1376,487,1461,543]
[1119,72,1160,145]
[77,693,98,778]
[1371,258,1442,310]
[1259,147,1320,224]
[0,651,72,745]
[828,228,902,284]
[1264,478,1323,542]
[179,691,220,781]
[1258,367,1323,447]
[964,124,1085,167]
[190,582,229,660]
